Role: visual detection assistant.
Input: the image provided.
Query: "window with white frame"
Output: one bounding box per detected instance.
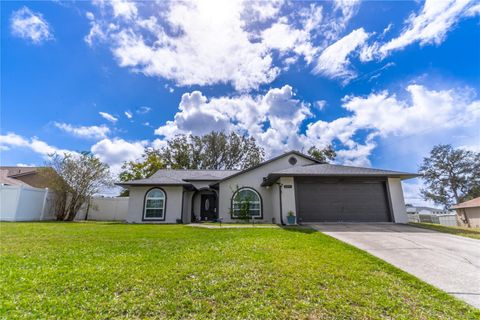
[144,188,166,220]
[232,188,262,218]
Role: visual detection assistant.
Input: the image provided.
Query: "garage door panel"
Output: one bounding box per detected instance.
[296,178,391,222]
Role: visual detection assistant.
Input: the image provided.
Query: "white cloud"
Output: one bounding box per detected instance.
[54,122,110,139]
[309,84,479,166]
[0,132,72,157]
[0,132,147,179]
[124,111,133,119]
[91,138,146,174]
[154,85,312,156]
[85,0,361,90]
[313,28,369,83]
[164,84,174,93]
[459,144,480,153]
[10,6,53,44]
[153,84,479,165]
[323,0,361,41]
[342,84,480,137]
[111,0,138,20]
[261,4,323,64]
[362,0,479,60]
[16,163,37,167]
[315,100,327,110]
[86,11,95,21]
[84,11,105,46]
[109,0,278,91]
[99,112,118,123]
[136,106,151,114]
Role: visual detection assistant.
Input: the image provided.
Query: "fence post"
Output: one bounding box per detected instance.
[40,188,49,221]
[13,185,23,220]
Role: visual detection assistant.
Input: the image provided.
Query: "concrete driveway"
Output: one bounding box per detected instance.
[310,223,480,308]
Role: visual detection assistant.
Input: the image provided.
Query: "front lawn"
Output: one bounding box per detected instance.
[410,222,480,240]
[0,222,477,319]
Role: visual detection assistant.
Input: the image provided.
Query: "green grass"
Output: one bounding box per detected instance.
[410,222,480,240]
[1,222,477,319]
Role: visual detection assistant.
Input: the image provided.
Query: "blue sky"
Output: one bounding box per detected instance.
[1,0,479,204]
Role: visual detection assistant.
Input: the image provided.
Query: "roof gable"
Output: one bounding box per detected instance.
[215,150,321,184]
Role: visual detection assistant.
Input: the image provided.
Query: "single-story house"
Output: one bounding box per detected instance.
[452,197,480,228]
[117,151,418,225]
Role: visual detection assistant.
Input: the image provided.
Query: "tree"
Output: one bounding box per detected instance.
[162,134,202,169]
[118,131,265,194]
[162,131,265,170]
[420,144,480,208]
[307,145,336,163]
[41,152,113,221]
[119,148,165,196]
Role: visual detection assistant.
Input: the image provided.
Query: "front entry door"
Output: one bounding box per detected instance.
[200,194,217,221]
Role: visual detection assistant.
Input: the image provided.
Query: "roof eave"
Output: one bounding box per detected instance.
[261,173,420,186]
[115,182,192,187]
[183,178,222,182]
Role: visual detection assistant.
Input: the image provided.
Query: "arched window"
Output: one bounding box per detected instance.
[144,188,166,220]
[231,188,262,218]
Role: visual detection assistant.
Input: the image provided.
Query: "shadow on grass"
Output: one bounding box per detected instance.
[280,226,317,234]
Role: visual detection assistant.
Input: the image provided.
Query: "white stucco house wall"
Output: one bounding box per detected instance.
[117,151,418,225]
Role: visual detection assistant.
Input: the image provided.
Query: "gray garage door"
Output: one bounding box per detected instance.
[296,178,391,222]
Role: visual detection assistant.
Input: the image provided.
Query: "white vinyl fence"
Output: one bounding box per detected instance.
[408,213,459,227]
[1,185,128,222]
[76,197,129,221]
[0,185,56,221]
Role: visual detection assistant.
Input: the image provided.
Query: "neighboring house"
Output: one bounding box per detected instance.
[117,151,418,225]
[0,166,53,188]
[0,169,30,186]
[405,205,453,215]
[452,197,480,228]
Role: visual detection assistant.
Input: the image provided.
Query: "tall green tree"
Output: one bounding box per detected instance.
[119,148,166,196]
[307,145,336,163]
[118,131,265,193]
[420,144,480,208]
[163,131,264,170]
[119,148,165,181]
[162,135,202,169]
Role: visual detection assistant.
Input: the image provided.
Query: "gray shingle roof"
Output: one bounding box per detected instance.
[117,169,239,186]
[261,163,419,186]
[274,163,417,176]
[151,169,239,180]
[116,151,419,188]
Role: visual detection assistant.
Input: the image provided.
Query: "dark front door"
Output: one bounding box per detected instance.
[200,194,217,221]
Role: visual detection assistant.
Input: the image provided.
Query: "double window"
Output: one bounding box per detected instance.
[144,188,166,220]
[232,187,262,218]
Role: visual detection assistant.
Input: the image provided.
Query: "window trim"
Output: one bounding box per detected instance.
[143,187,167,221]
[231,187,263,219]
